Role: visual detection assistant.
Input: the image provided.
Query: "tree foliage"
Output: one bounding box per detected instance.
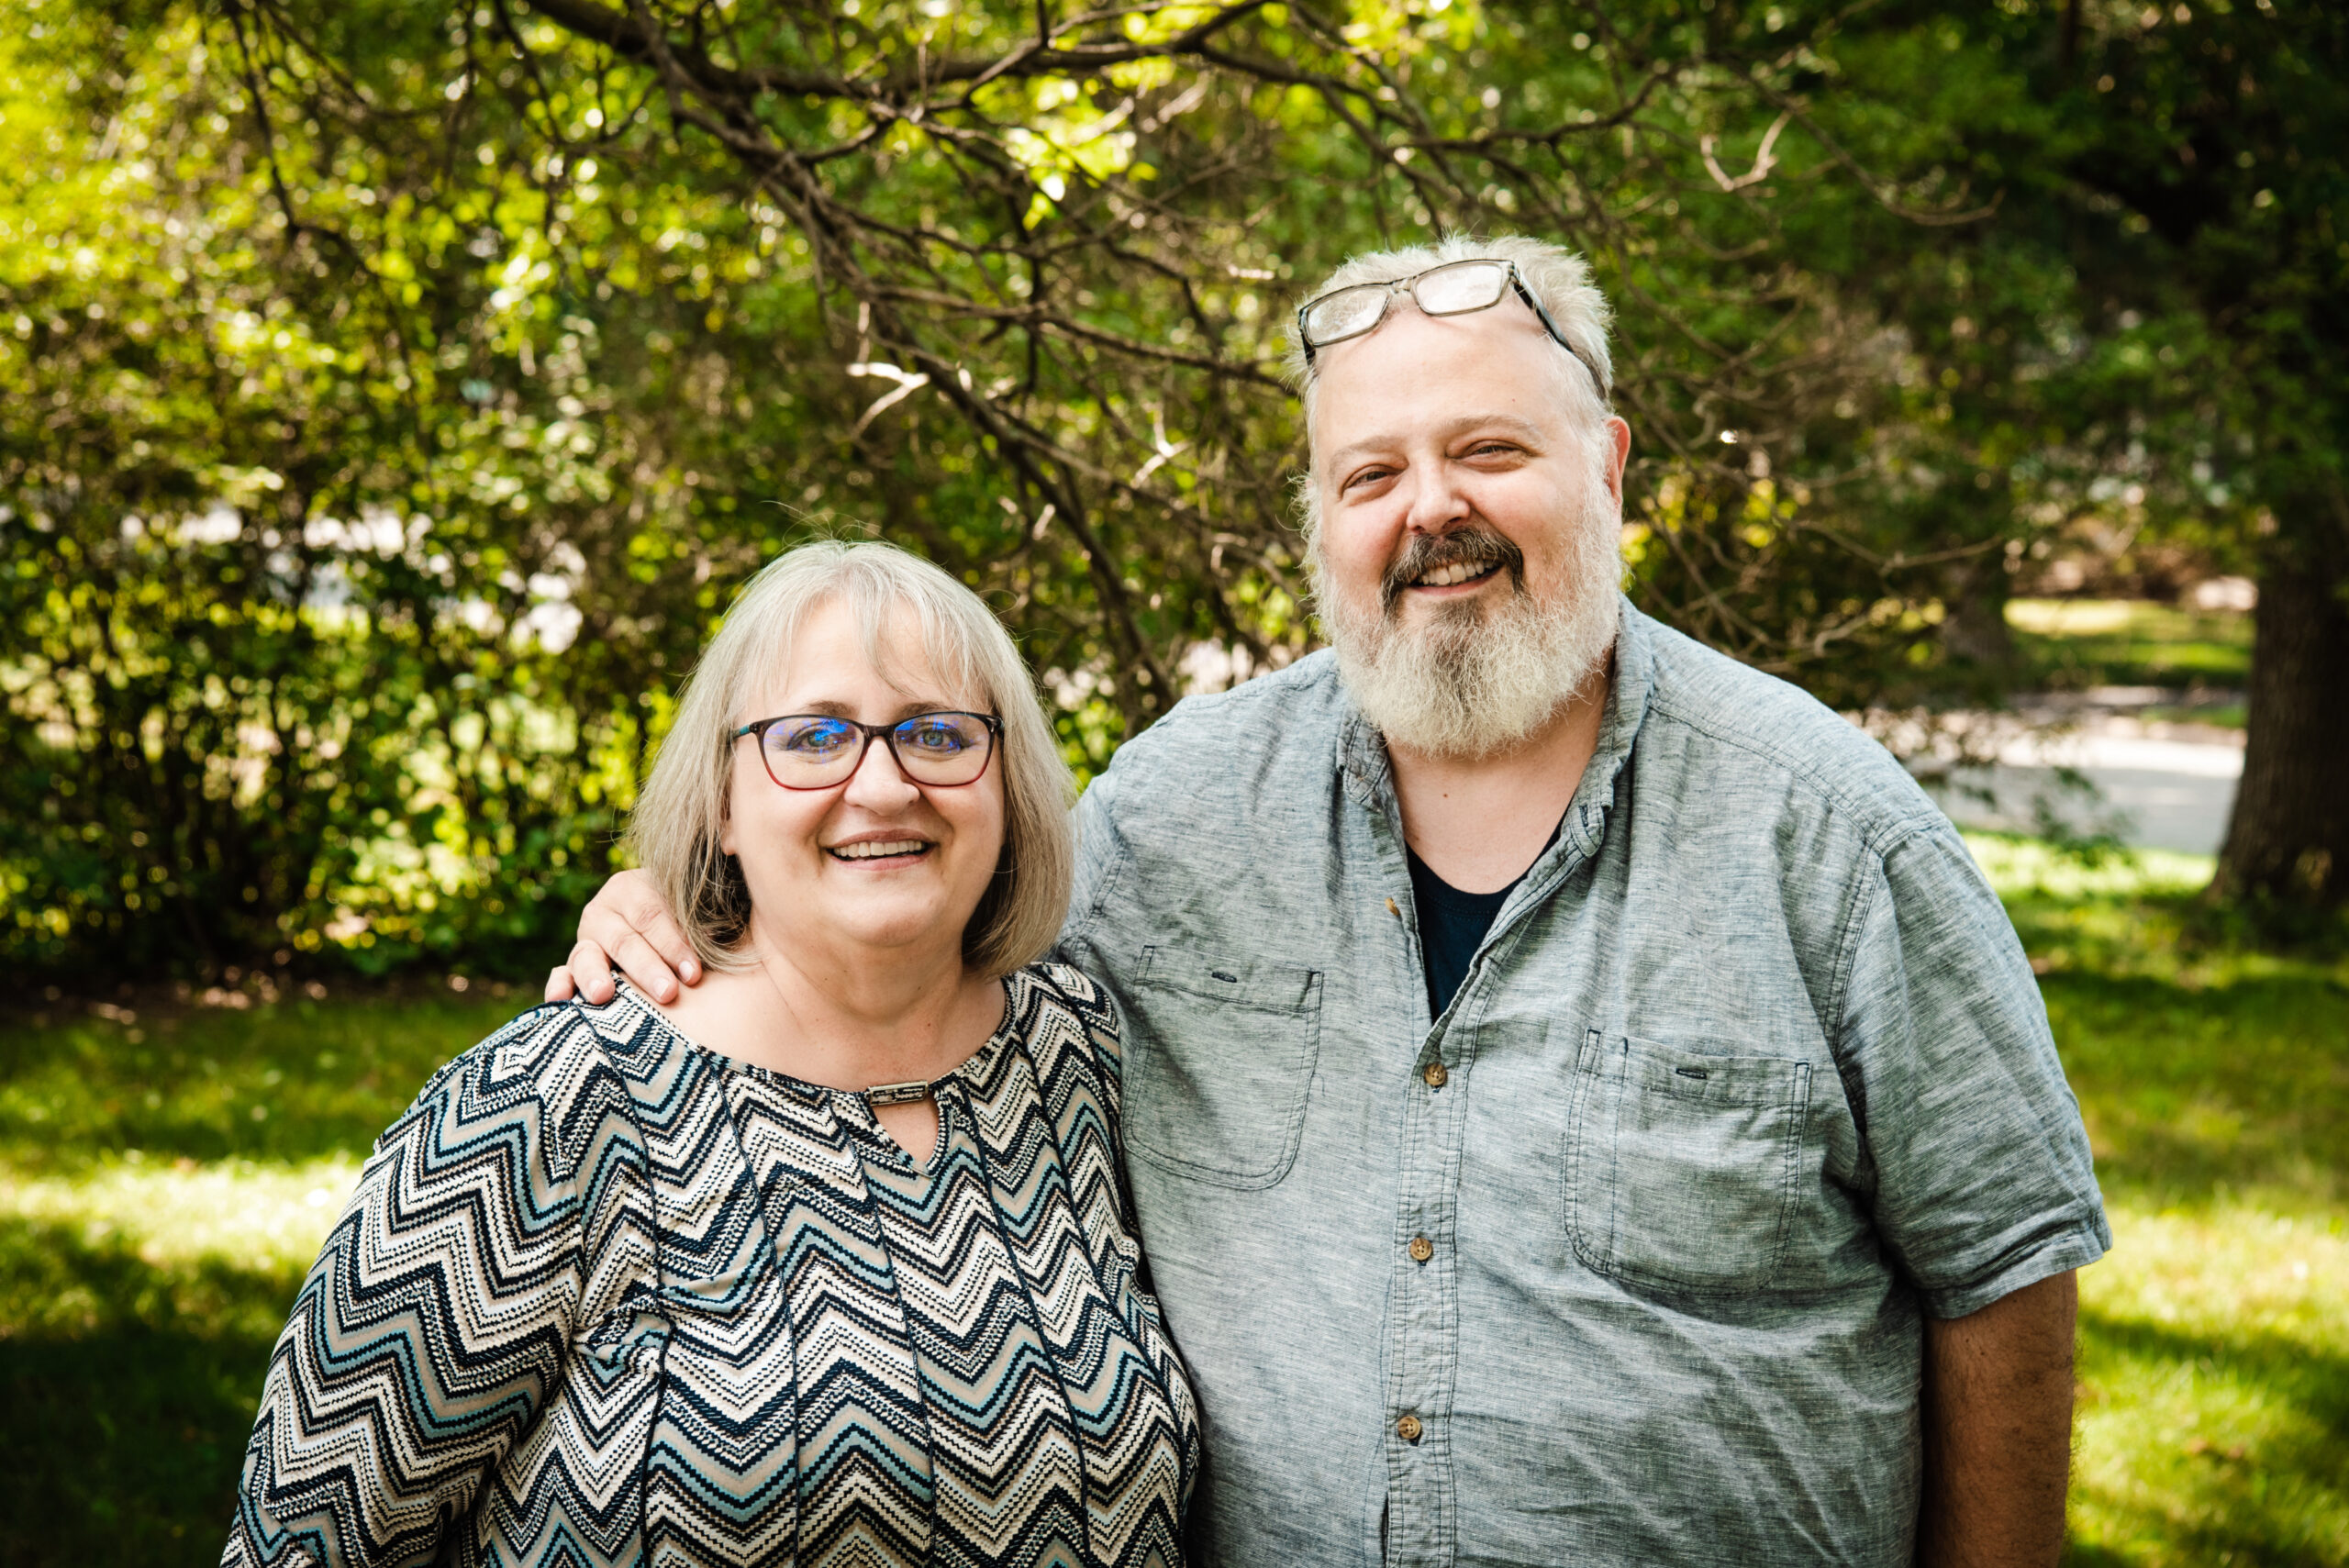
[5,0,2338,979]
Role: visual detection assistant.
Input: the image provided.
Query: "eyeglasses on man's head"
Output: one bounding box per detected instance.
[1295,258,1607,399]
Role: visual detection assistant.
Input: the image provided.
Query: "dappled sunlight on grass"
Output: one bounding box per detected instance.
[1966,833,2217,902]
[0,988,518,1563]
[3,862,2345,1562]
[2004,598,2254,691]
[1957,831,2349,1564]
[0,1153,362,1299]
[2072,1206,2349,1566]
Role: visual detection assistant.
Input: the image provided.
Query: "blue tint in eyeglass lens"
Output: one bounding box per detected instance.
[751,711,996,784]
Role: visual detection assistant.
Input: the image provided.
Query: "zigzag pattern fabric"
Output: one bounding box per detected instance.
[223,964,1200,1567]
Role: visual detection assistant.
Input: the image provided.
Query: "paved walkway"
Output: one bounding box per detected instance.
[1874,691,2244,856]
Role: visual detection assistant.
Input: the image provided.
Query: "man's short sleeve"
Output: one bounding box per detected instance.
[1837,825,2111,1319]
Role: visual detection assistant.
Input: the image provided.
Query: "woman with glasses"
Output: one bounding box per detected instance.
[223,540,1199,1567]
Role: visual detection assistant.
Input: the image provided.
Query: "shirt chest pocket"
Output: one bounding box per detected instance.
[1123,946,1323,1190]
[1565,1031,1815,1294]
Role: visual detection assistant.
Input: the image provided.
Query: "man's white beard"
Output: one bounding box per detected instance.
[1314,501,1620,760]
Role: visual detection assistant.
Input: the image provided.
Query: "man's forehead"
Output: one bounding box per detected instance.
[1305,307,1577,453]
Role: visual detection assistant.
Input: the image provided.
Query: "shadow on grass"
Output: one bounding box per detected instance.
[0,1217,295,1567]
[2043,972,2349,1214]
[0,992,528,1173]
[2073,1306,2349,1568]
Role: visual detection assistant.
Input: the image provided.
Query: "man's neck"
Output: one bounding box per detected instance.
[1386,651,1613,895]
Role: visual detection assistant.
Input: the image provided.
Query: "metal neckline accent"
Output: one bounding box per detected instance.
[863,1079,935,1107]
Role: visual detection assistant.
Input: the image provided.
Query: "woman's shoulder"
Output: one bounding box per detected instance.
[1009,961,1119,1034]
[1005,962,1126,1091]
[382,992,680,1173]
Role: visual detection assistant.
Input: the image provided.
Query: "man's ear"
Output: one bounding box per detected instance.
[1603,417,1632,506]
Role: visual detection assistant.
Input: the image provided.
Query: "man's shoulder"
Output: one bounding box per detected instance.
[1632,613,1943,851]
[1088,651,1347,808]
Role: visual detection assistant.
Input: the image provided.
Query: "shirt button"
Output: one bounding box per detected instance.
[1386,896,1402,918]
[1408,1235,1434,1263]
[1396,1414,1423,1443]
[1422,1060,1449,1089]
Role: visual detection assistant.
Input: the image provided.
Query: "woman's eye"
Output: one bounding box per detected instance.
[901,721,967,753]
[778,722,853,756]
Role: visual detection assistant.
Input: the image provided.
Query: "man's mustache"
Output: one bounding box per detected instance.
[1380,528,1527,613]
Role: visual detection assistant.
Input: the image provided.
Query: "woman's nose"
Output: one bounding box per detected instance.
[841,729,921,806]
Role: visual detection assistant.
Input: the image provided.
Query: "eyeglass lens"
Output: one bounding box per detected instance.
[1302,261,1510,347]
[760,713,995,788]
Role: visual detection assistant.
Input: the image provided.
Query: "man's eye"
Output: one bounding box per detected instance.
[1342,466,1395,492]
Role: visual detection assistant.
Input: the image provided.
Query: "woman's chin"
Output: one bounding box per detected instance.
[765,889,977,961]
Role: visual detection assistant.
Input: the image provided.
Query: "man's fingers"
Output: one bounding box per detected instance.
[581,870,699,990]
[544,965,577,1005]
[609,931,682,1006]
[565,940,621,1006]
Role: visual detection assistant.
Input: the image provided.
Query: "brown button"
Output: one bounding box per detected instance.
[1422,1060,1449,1089]
[1396,1414,1424,1443]
[1408,1235,1434,1263]
[1386,896,1402,918]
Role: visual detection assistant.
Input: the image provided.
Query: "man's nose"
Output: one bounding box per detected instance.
[841,730,922,807]
[1398,458,1472,535]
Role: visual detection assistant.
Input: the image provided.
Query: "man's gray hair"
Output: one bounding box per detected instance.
[1285,234,1616,430]
[624,539,1075,981]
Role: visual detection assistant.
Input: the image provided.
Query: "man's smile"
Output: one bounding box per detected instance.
[1405,560,1503,592]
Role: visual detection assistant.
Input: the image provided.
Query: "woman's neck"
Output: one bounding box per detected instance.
[651,924,1005,1093]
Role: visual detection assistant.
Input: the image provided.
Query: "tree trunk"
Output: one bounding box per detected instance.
[2215,520,2349,908]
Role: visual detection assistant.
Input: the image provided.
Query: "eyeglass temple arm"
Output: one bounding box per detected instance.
[1509,276,1608,402]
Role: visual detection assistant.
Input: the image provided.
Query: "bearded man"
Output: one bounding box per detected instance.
[553,237,2108,1567]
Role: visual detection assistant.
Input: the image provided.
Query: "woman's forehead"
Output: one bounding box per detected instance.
[751,599,980,712]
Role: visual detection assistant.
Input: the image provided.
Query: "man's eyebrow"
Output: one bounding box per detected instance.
[1323,414,1551,470]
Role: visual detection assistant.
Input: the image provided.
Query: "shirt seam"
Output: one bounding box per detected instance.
[1642,685,1945,856]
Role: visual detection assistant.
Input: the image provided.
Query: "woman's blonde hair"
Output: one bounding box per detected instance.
[623,539,1074,980]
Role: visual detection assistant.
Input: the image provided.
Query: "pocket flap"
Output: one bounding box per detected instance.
[1137,946,1320,1011]
[1630,1040,1810,1106]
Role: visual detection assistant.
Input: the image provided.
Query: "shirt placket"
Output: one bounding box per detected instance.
[1347,748,1461,1568]
[1351,717,1614,1567]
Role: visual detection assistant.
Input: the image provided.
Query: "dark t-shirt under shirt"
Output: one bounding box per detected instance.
[1406,850,1520,1018]
[1405,817,1567,1018]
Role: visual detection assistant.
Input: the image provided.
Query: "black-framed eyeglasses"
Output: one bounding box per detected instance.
[732,710,1003,790]
[1295,258,1607,399]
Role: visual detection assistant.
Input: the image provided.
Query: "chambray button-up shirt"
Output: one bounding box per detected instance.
[1056,600,2110,1568]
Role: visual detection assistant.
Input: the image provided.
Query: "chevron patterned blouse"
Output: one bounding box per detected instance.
[223,964,1201,1568]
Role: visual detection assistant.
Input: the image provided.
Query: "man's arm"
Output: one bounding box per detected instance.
[543,867,701,1005]
[1916,1269,2078,1568]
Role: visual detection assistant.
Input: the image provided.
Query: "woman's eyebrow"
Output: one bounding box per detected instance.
[770,696,966,721]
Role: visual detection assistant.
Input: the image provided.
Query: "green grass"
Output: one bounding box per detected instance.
[1973,835,2349,1564]
[3,865,2344,1565]
[2006,596,2254,692]
[0,984,519,1565]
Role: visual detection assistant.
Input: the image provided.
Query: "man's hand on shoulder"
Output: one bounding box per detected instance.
[545,867,702,1006]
